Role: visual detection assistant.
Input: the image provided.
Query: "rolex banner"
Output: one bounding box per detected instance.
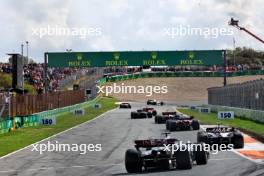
[47,50,223,67]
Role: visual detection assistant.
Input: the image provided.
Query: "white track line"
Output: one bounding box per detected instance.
[210,158,240,161]
[0,108,118,160]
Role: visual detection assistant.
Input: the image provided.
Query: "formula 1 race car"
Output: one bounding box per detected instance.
[197,125,244,149]
[154,111,178,124]
[131,107,157,119]
[147,99,164,106]
[166,116,200,131]
[119,103,131,109]
[125,133,209,173]
[143,107,157,116]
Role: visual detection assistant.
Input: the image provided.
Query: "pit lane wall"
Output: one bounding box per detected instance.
[207,104,264,123]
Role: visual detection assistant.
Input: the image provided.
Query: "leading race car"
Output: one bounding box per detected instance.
[197,125,244,149]
[147,99,164,106]
[119,103,131,109]
[125,133,209,173]
[166,115,200,131]
[131,107,157,119]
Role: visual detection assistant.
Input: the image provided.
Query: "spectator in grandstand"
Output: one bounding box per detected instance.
[0,62,88,94]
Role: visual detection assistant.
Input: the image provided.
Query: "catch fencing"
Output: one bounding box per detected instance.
[58,69,90,89]
[105,70,264,82]
[208,79,264,111]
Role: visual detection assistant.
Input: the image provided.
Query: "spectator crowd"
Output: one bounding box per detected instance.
[0,63,89,94]
[1,62,263,94]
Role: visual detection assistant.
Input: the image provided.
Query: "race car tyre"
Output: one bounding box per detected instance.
[131,112,136,119]
[175,149,192,170]
[160,102,164,106]
[169,121,179,131]
[166,120,171,130]
[125,149,142,173]
[147,112,152,118]
[152,110,157,116]
[191,120,200,130]
[197,131,208,143]
[156,115,163,124]
[140,113,147,118]
[195,143,208,165]
[154,116,158,123]
[232,133,244,149]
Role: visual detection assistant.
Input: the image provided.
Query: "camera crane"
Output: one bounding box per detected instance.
[229,18,264,44]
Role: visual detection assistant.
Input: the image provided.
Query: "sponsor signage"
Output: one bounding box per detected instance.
[93,104,102,109]
[74,109,85,116]
[189,105,197,110]
[217,111,234,119]
[47,50,223,67]
[40,116,56,125]
[199,107,211,113]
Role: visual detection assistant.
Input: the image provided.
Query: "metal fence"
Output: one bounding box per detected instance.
[105,70,264,82]
[58,69,90,89]
[0,93,8,118]
[0,94,4,105]
[10,90,85,117]
[208,79,264,110]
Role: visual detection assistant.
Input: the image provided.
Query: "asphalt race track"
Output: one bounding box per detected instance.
[0,102,263,176]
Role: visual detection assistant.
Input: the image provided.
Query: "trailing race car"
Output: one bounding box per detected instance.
[125,133,209,173]
[143,107,157,116]
[119,103,131,109]
[147,99,164,106]
[166,115,200,131]
[154,111,178,124]
[131,107,157,119]
[197,125,244,149]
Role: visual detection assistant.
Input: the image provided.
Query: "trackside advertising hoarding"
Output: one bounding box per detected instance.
[47,50,223,67]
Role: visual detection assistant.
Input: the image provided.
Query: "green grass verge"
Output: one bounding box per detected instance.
[178,109,264,137]
[0,96,117,157]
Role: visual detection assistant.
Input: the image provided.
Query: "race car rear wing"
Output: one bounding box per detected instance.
[134,139,177,148]
[143,107,154,111]
[162,112,177,116]
[206,127,234,133]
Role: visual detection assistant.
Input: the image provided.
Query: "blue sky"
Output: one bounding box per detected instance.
[0,0,263,62]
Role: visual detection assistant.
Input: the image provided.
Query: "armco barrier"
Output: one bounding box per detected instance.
[36,95,100,120]
[0,96,101,134]
[207,104,264,123]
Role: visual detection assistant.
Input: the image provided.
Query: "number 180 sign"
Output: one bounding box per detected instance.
[217,111,234,119]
